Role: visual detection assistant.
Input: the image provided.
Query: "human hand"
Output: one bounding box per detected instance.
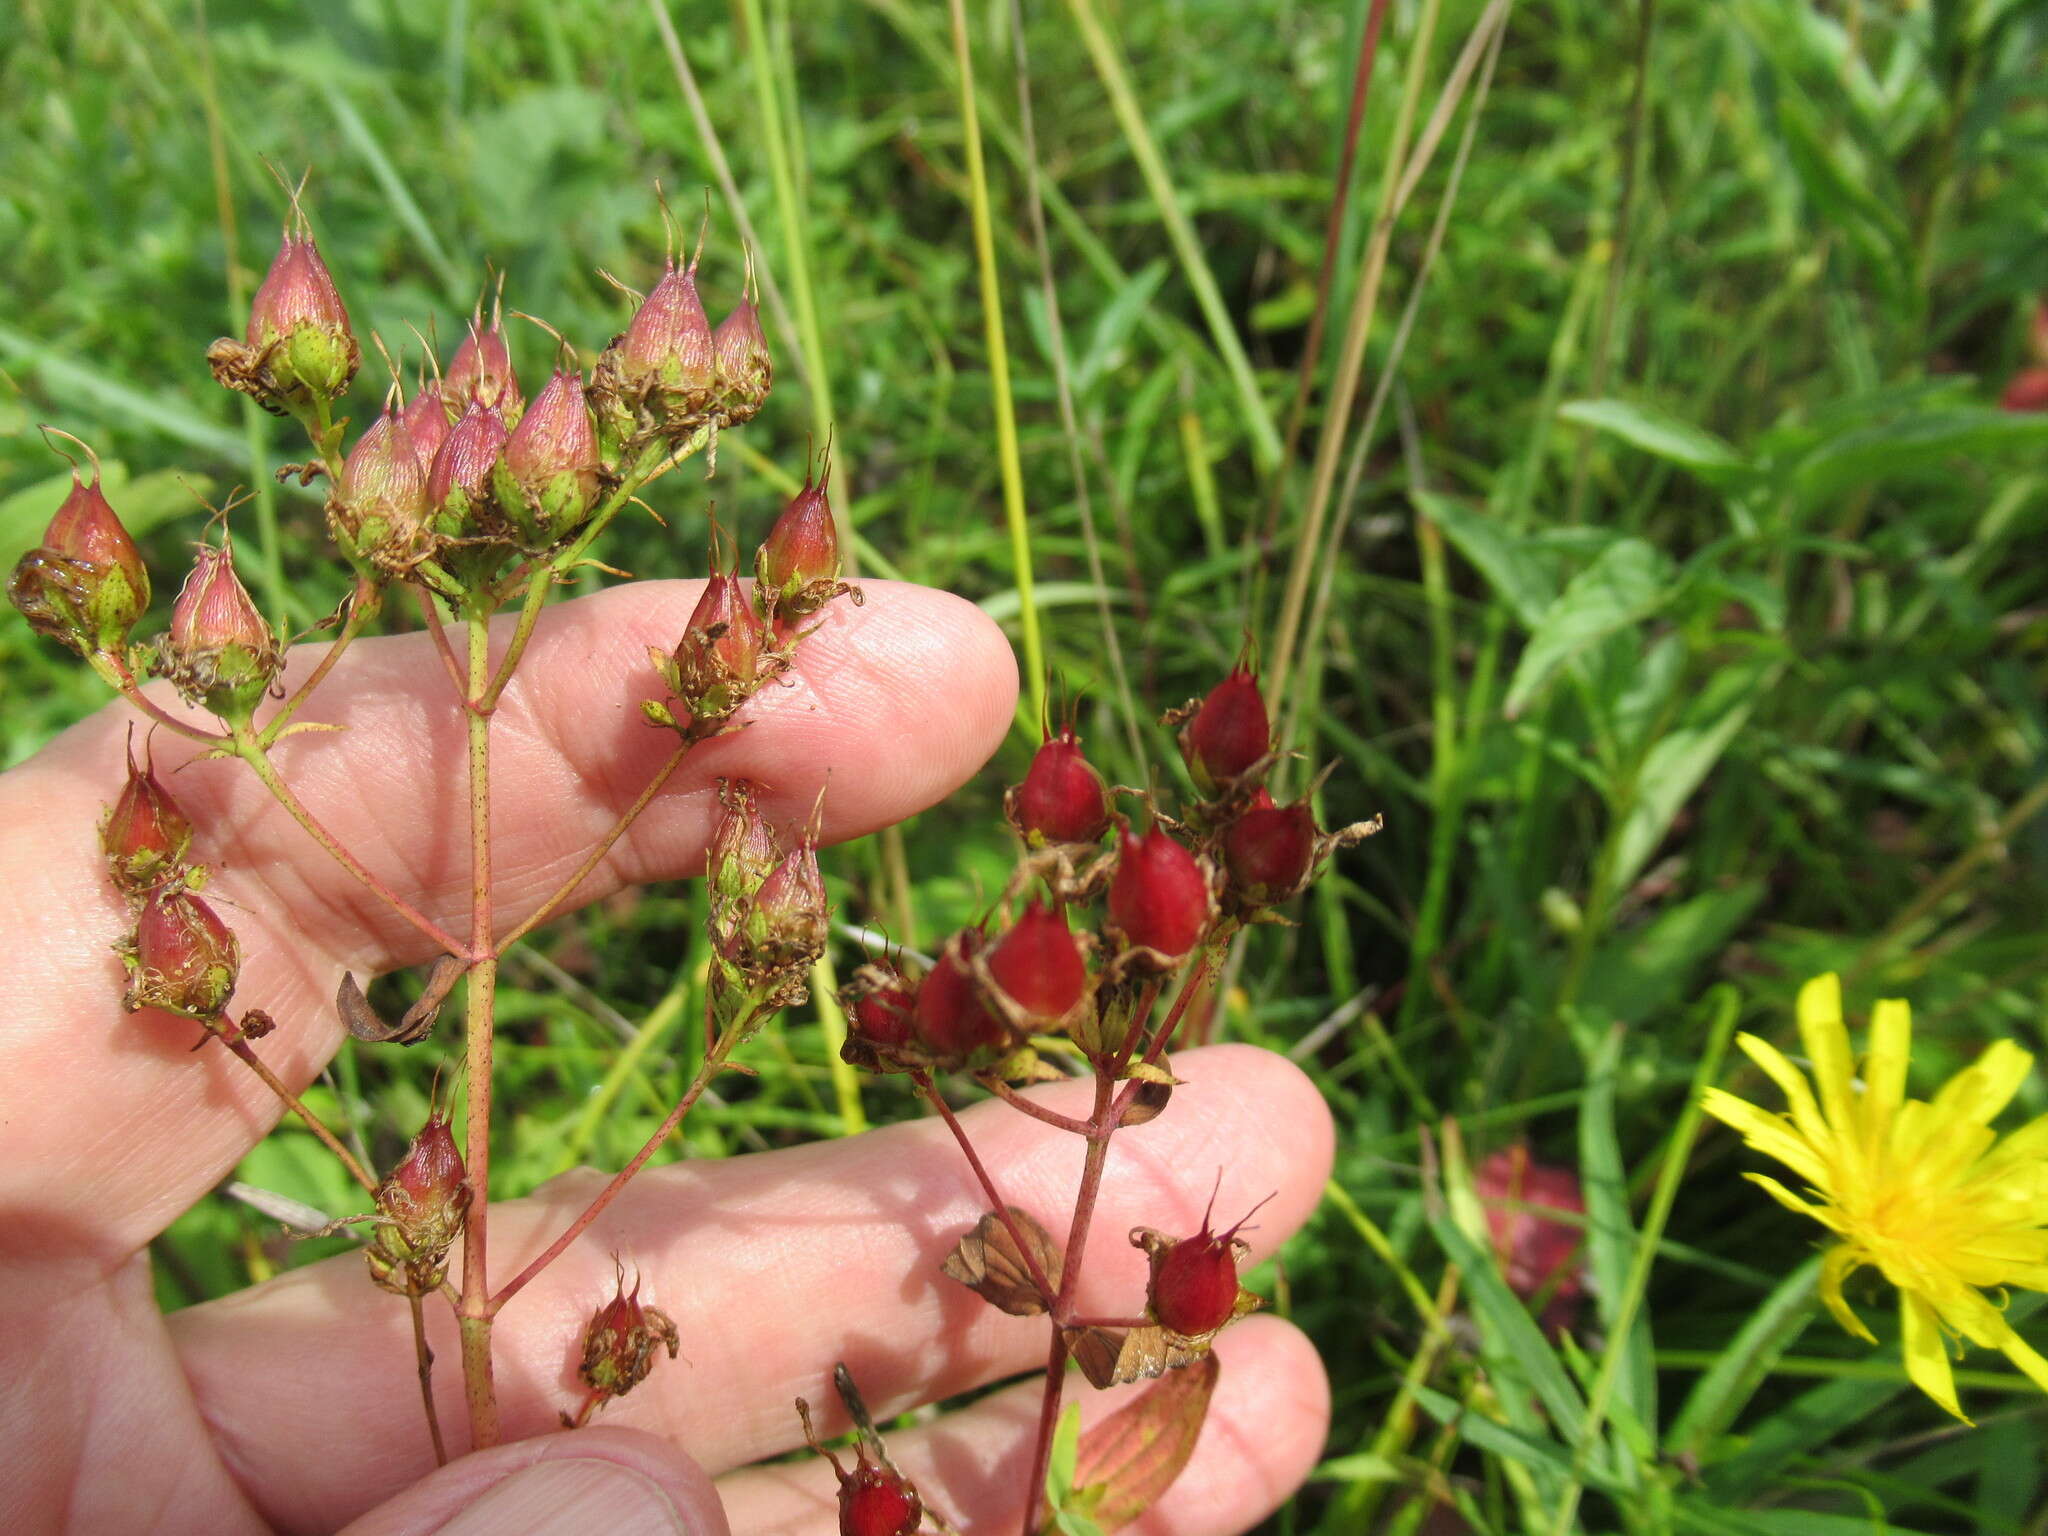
[0,580,1333,1535]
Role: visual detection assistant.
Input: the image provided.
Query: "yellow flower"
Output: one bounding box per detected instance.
[1701,972,2048,1421]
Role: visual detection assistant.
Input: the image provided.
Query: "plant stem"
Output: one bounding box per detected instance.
[97,652,231,744]
[233,726,465,956]
[918,1074,1060,1303]
[478,568,553,713]
[408,1292,449,1467]
[490,1040,730,1313]
[977,1074,1094,1136]
[949,0,1044,735]
[220,1035,376,1193]
[496,743,690,952]
[457,604,501,1449]
[1024,1071,1117,1535]
[415,586,467,694]
[259,576,381,748]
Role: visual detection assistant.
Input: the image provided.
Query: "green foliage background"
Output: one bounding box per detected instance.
[5,0,2048,1529]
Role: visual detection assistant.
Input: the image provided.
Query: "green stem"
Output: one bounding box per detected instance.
[259,577,382,748]
[478,566,554,713]
[220,1034,377,1193]
[457,605,501,1449]
[949,0,1044,734]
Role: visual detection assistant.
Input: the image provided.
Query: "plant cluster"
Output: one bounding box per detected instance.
[7,188,1377,1533]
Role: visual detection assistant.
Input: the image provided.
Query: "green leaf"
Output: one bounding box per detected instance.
[1504,538,1673,718]
[1578,1028,1656,1466]
[1667,1257,1822,1461]
[1425,1208,1590,1453]
[1609,659,1772,891]
[1790,410,2048,502]
[1415,491,1555,628]
[1677,1501,1941,1536]
[1409,1384,1625,1494]
[1558,398,1752,488]
[1047,1402,1084,1503]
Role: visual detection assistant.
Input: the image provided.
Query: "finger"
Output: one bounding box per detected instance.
[336,1427,728,1536]
[168,1044,1335,1534]
[0,580,1015,1260]
[718,1317,1330,1535]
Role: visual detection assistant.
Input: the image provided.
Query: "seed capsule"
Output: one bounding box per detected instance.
[755,474,843,623]
[426,402,510,537]
[493,368,601,547]
[7,470,151,655]
[207,221,359,412]
[122,889,240,1019]
[102,746,196,898]
[673,570,768,722]
[712,295,772,426]
[1107,830,1212,962]
[576,1267,680,1402]
[1006,727,1112,847]
[1183,665,1269,792]
[985,901,1088,1028]
[367,1111,472,1295]
[913,931,1006,1060]
[159,540,281,719]
[330,409,430,574]
[444,315,523,423]
[1142,1189,1270,1339]
[1222,790,1319,908]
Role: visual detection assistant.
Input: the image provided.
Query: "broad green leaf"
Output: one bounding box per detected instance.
[1414,491,1556,629]
[1559,398,1752,488]
[1790,409,2048,502]
[1667,1257,1821,1460]
[1609,659,1772,891]
[1504,538,1673,718]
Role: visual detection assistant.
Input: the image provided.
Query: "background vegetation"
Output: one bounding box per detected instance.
[5,0,2048,1529]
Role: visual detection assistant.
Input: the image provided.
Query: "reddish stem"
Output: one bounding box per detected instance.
[220,1034,376,1193]
[496,743,690,952]
[101,653,230,744]
[408,1292,449,1467]
[490,1041,728,1314]
[977,1073,1094,1136]
[1109,949,1218,1124]
[415,587,466,695]
[1024,1071,1118,1534]
[918,1074,1060,1304]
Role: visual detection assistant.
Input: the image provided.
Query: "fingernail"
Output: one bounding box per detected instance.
[436,1457,692,1536]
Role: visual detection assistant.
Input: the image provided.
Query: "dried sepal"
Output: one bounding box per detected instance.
[1061,1322,1215,1390]
[337,955,467,1046]
[1070,1353,1220,1532]
[1119,1077,1174,1128]
[940,1207,1064,1317]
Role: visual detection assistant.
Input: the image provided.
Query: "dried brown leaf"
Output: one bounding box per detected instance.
[940,1208,1063,1316]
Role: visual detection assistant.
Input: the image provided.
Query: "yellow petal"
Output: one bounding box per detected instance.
[1746,1173,1846,1234]
[1818,1243,1877,1343]
[1930,1040,2035,1128]
[1981,1112,2048,1169]
[1900,1291,1968,1423]
[1702,1092,1831,1188]
[1861,998,1911,1139]
[1796,974,1858,1150]
[1992,1322,2048,1397]
[1734,1034,1833,1153]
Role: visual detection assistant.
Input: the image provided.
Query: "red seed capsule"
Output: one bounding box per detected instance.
[399,381,450,468]
[674,570,768,713]
[206,215,359,411]
[9,469,152,653]
[331,408,430,568]
[161,540,281,718]
[1146,1190,1270,1338]
[848,962,918,1050]
[494,368,601,544]
[1008,727,1112,847]
[985,901,1088,1027]
[1184,665,1269,791]
[839,1465,922,1536]
[619,260,715,397]
[913,932,1005,1058]
[445,315,523,421]
[756,475,841,620]
[713,295,772,425]
[1222,790,1319,907]
[577,1268,680,1401]
[1475,1145,1587,1328]
[124,889,240,1019]
[1107,830,1211,961]
[426,402,510,533]
[103,747,195,897]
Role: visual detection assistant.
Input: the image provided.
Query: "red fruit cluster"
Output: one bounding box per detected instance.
[593,250,774,453]
[103,748,242,1023]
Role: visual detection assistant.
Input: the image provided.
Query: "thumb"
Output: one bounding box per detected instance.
[335,1427,730,1536]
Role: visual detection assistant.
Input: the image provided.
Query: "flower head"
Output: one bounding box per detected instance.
[1702,973,2048,1421]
